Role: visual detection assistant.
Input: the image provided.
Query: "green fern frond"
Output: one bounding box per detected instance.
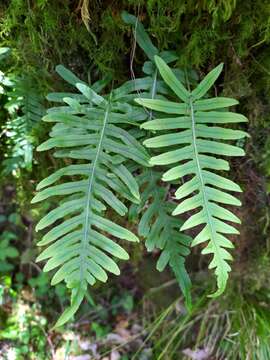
[133,168,192,302]
[136,56,249,297]
[32,67,150,327]
[1,77,45,174]
[120,17,193,302]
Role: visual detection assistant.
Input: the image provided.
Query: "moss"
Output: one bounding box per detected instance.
[0,1,130,84]
[1,1,270,91]
[1,0,270,192]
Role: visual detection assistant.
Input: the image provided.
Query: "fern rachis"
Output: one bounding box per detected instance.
[122,13,196,303]
[136,56,249,296]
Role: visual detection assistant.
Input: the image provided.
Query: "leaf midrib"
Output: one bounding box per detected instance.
[149,69,158,121]
[189,98,222,270]
[149,69,163,218]
[79,103,110,283]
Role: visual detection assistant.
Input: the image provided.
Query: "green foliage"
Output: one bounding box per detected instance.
[31,12,250,326]
[0,276,48,360]
[141,284,270,359]
[136,55,248,297]
[0,4,267,360]
[0,47,45,176]
[31,15,199,326]
[0,47,11,62]
[0,231,19,272]
[1,76,45,175]
[1,0,269,100]
[0,213,21,273]
[124,12,194,305]
[0,0,129,81]
[32,64,151,327]
[131,169,192,304]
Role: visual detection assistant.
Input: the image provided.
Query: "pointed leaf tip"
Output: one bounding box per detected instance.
[207,286,225,298]
[31,195,39,204]
[153,55,190,103]
[191,62,225,100]
[53,287,86,328]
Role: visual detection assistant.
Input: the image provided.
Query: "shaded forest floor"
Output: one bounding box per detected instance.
[1,253,270,360]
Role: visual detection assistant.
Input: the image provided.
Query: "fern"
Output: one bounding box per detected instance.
[136,56,249,296]
[123,12,194,302]
[1,76,45,174]
[32,66,150,327]
[0,231,19,272]
[32,15,249,325]
[131,168,192,303]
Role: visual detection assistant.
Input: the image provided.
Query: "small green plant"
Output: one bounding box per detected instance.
[1,76,45,175]
[0,230,19,272]
[141,287,270,359]
[0,48,45,176]
[0,276,49,360]
[0,213,20,273]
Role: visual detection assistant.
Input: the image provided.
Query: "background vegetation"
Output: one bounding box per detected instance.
[0,1,270,359]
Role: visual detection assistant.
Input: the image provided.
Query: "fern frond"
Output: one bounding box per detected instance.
[136,56,249,297]
[120,17,194,301]
[33,68,150,326]
[129,168,192,303]
[1,77,45,174]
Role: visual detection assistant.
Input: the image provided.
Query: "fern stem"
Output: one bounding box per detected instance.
[189,98,220,262]
[149,69,158,121]
[80,103,110,282]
